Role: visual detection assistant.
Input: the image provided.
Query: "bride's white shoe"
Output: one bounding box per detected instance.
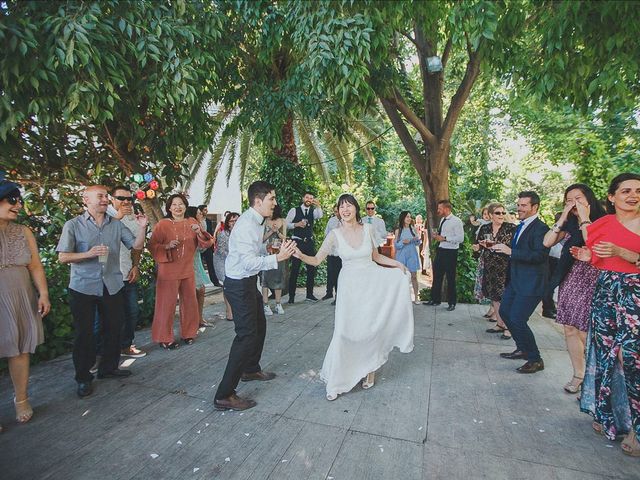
[326,393,338,401]
[362,372,375,390]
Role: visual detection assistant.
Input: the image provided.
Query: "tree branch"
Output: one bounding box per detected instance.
[441,36,453,68]
[390,89,438,147]
[380,97,426,178]
[441,42,484,146]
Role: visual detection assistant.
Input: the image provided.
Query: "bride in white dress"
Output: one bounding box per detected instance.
[293,194,414,400]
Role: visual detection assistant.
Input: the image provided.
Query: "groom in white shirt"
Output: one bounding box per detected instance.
[214,181,296,411]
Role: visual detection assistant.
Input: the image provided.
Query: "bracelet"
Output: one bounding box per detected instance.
[578,220,592,227]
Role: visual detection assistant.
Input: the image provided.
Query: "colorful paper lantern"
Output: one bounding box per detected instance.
[143,172,153,182]
[149,180,159,190]
[133,173,144,183]
[146,189,156,199]
[129,182,139,191]
[135,190,146,200]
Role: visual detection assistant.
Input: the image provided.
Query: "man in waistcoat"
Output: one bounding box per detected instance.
[285,191,324,303]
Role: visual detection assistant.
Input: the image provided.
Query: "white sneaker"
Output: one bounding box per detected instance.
[264,305,273,316]
[275,303,285,314]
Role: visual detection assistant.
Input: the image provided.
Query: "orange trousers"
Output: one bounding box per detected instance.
[152,275,199,343]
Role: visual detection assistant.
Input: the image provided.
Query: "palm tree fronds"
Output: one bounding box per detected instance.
[295,119,330,183]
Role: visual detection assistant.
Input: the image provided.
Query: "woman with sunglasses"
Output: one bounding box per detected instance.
[0,176,50,431]
[474,203,516,339]
[543,184,605,394]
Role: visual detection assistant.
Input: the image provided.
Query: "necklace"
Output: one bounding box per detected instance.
[170,219,187,260]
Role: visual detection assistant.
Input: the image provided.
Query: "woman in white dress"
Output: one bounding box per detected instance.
[293,194,414,401]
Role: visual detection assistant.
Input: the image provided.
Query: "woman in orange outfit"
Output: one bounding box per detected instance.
[150,194,214,349]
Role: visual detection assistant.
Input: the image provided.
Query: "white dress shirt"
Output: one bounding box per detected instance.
[324,215,341,235]
[286,204,324,230]
[363,215,387,246]
[224,207,278,280]
[438,214,464,250]
[513,214,538,245]
[107,205,138,277]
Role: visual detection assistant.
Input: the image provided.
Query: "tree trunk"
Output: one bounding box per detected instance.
[422,147,450,231]
[274,114,298,164]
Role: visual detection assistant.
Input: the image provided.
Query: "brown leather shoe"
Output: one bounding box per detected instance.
[213,394,257,411]
[241,371,276,382]
[499,350,527,360]
[516,360,545,374]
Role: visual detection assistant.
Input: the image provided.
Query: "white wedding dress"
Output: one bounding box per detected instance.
[319,223,414,398]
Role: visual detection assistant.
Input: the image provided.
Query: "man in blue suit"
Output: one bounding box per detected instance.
[492,191,550,374]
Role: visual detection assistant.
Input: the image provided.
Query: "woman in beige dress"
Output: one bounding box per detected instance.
[0,177,50,431]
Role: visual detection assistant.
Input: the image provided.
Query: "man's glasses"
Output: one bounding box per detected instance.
[493,211,506,215]
[4,195,23,205]
[113,196,133,202]
[366,207,375,210]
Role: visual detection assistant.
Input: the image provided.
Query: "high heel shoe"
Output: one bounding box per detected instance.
[622,432,640,457]
[326,393,338,401]
[563,375,583,394]
[362,373,375,390]
[160,342,180,350]
[14,398,33,424]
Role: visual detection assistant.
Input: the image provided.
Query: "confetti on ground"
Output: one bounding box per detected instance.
[512,422,518,425]
[605,445,614,448]
[544,408,550,411]
[193,467,200,473]
[150,454,159,459]
[239,412,244,416]
[82,410,90,416]
[418,426,423,431]
[281,459,288,463]
[539,429,545,433]
[225,457,230,462]
[478,421,484,424]
[244,433,250,437]
[492,382,497,385]
[177,441,183,445]
[196,408,204,412]
[473,419,478,423]
[197,430,201,434]
[221,412,225,416]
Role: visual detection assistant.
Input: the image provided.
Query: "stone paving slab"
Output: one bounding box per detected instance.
[0,289,638,480]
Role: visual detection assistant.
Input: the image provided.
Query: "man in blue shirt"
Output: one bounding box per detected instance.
[57,185,147,397]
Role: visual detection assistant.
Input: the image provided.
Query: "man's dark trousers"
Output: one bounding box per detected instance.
[289,239,316,299]
[430,247,458,305]
[326,255,342,297]
[69,286,124,382]
[499,285,542,362]
[201,248,220,285]
[215,276,266,400]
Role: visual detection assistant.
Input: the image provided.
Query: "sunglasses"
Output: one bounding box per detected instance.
[4,195,23,205]
[113,196,133,201]
[366,207,375,210]
[492,211,506,215]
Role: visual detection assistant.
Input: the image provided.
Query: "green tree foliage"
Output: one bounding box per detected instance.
[0,0,227,203]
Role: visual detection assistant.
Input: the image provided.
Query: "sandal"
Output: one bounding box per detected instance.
[622,432,640,457]
[160,342,180,350]
[199,319,215,328]
[592,421,604,435]
[563,375,584,394]
[486,326,506,333]
[183,338,195,345]
[362,373,375,390]
[14,398,33,424]
[500,331,512,340]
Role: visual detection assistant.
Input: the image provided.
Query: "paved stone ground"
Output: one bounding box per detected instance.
[1,288,638,479]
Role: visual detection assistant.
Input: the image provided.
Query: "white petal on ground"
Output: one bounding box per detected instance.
[82,410,90,416]
[150,454,159,459]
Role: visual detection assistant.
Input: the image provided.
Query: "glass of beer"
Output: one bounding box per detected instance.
[268,238,282,254]
[98,244,109,264]
[483,233,495,247]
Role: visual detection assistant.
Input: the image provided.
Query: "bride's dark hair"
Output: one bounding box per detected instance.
[337,193,362,224]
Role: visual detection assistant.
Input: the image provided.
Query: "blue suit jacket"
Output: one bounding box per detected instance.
[507,217,550,297]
